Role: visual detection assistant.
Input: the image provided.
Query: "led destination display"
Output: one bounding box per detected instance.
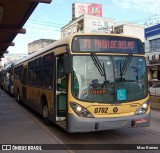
[72,35,144,54]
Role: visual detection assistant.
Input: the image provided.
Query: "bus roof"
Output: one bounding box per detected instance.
[3,62,14,70]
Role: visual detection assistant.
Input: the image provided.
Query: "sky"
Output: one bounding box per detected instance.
[8,0,160,55]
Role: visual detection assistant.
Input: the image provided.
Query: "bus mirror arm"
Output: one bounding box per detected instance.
[64,53,72,74]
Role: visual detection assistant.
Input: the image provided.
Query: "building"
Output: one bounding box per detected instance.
[61,14,115,38]
[62,2,145,42]
[144,24,160,85]
[113,23,145,42]
[61,16,145,42]
[145,24,160,58]
[0,54,27,70]
[28,39,56,54]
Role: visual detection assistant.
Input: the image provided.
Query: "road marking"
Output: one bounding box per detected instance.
[139,127,160,136]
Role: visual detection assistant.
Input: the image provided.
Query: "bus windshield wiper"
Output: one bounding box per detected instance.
[120,53,133,85]
[91,53,107,89]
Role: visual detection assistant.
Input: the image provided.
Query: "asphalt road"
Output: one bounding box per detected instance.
[20,99,160,153]
[0,89,160,153]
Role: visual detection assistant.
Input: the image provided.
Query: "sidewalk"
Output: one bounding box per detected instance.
[0,89,68,153]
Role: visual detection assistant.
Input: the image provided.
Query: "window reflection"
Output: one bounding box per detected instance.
[72,56,148,103]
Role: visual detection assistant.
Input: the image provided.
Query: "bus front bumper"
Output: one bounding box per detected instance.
[67,112,151,133]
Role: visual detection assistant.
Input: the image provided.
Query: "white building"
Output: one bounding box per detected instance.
[28,39,56,55]
[61,14,115,38]
[62,2,145,42]
[0,54,27,69]
[61,15,145,43]
[113,23,145,42]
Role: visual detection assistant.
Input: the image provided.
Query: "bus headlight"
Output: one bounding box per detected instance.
[135,100,150,115]
[70,102,94,118]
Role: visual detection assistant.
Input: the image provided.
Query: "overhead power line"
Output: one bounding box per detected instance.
[115,14,160,25]
[24,26,61,32]
[28,13,160,27]
[29,19,65,26]
[27,21,62,28]
[24,13,160,34]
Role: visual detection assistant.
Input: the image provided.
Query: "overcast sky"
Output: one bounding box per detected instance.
[8,0,160,54]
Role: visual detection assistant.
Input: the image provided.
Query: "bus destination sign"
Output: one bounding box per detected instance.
[72,36,144,54]
[83,39,135,50]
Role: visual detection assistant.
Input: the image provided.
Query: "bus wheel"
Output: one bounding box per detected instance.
[42,105,51,125]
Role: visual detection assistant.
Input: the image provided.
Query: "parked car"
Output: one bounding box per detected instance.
[149,82,160,96]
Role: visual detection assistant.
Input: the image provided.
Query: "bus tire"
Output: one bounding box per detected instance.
[42,101,51,126]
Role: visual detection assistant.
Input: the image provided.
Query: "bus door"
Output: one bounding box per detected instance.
[22,67,27,99]
[55,55,67,123]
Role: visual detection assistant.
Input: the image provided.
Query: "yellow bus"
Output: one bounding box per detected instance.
[13,33,150,133]
[0,63,14,94]
[0,69,4,89]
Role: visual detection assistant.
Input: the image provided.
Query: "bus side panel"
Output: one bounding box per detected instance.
[14,80,22,99]
[27,86,40,106]
[19,86,54,117]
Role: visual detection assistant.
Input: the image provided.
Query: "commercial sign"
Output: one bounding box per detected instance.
[90,19,110,32]
[145,24,160,38]
[91,19,104,31]
[72,3,102,19]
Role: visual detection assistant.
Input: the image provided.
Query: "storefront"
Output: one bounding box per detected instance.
[147,63,160,87]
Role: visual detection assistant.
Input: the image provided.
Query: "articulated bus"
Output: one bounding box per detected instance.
[13,33,150,133]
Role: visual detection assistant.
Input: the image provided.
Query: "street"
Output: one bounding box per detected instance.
[0,89,160,153]
[27,107,160,153]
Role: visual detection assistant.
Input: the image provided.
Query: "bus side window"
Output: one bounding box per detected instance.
[42,53,54,89]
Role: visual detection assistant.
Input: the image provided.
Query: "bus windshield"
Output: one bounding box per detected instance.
[72,55,148,103]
